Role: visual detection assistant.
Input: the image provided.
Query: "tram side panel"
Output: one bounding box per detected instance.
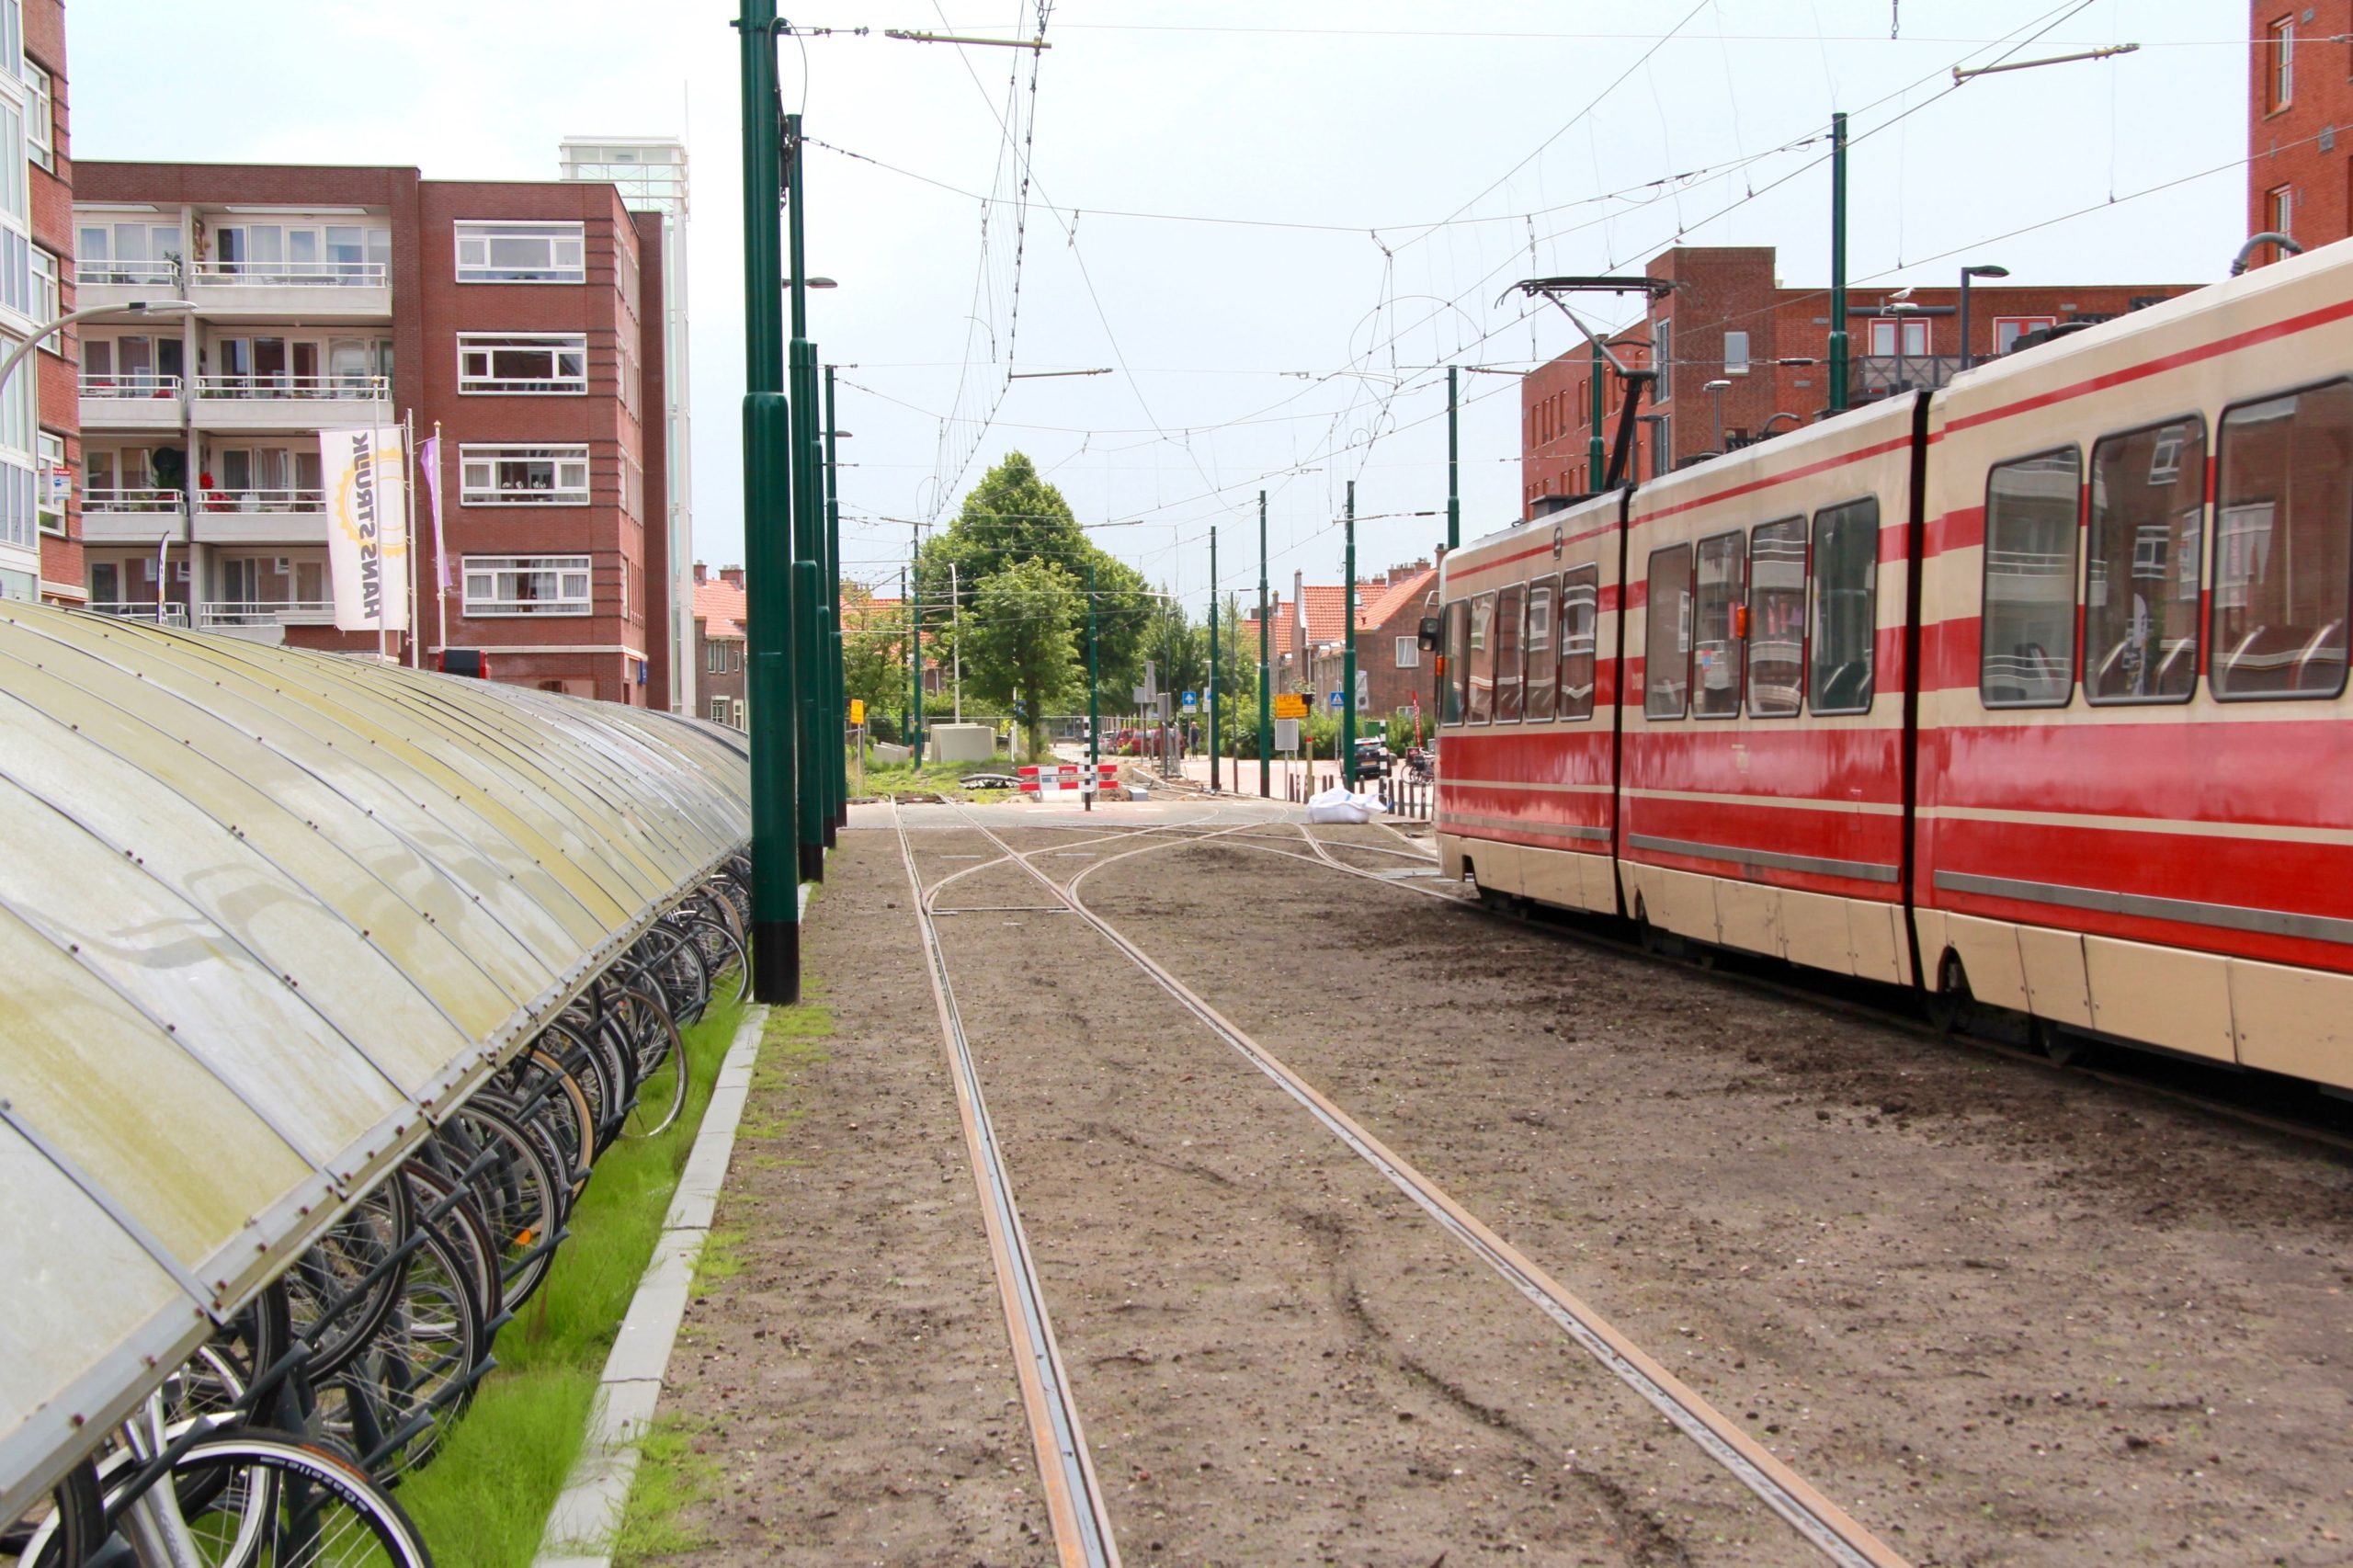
[1914,241,2353,1084]
[1435,494,1623,914]
[1617,400,1922,985]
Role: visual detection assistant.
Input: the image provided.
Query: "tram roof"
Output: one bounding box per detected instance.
[0,604,748,1519]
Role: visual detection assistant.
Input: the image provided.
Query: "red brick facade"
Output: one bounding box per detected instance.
[2245,1,2353,267]
[1243,563,1439,719]
[28,0,76,603]
[692,562,746,728]
[1522,245,2198,512]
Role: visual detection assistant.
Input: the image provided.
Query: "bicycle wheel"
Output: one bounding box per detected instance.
[1,1459,104,1568]
[314,1221,484,1485]
[137,1429,433,1567]
[283,1178,415,1381]
[436,1100,564,1312]
[619,989,688,1140]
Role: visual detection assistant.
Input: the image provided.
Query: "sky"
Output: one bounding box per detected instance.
[74,2,2249,615]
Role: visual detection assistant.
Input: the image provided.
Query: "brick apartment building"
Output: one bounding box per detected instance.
[692,561,745,729]
[2245,2,2353,266]
[0,1,77,608]
[1240,560,1439,720]
[1522,244,2199,509]
[71,160,671,706]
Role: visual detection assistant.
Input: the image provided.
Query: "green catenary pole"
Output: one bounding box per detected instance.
[909,520,923,767]
[736,0,798,1003]
[1208,524,1220,792]
[1587,338,1606,492]
[1828,110,1850,414]
[1256,489,1270,797]
[1086,555,1099,813]
[1447,364,1460,550]
[783,111,825,879]
[1342,481,1358,790]
[825,363,846,827]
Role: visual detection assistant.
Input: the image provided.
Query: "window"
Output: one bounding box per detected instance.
[2086,417,2204,703]
[2268,17,2294,110]
[2268,185,2294,247]
[1693,531,1745,717]
[1442,598,1470,724]
[1653,317,1672,402]
[705,641,722,674]
[22,59,48,172]
[1556,566,1598,720]
[29,244,52,335]
[35,428,59,535]
[459,333,587,394]
[1745,517,1806,716]
[1808,498,1881,713]
[213,222,387,285]
[710,697,729,723]
[456,219,587,284]
[77,221,181,286]
[0,1,17,83]
[1467,592,1495,723]
[462,553,592,616]
[1394,633,1419,669]
[460,444,590,505]
[1644,544,1692,718]
[1524,577,1556,721]
[1980,451,2081,707]
[1723,330,1749,376]
[1867,317,1928,357]
[1992,315,2057,356]
[2212,380,2353,699]
[1493,583,1526,721]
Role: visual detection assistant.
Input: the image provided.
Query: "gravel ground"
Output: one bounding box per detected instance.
[651,809,2353,1567]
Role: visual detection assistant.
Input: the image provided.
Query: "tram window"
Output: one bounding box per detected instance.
[1746,517,1806,716]
[2086,416,2205,704]
[1644,544,1692,718]
[2213,380,2353,700]
[1980,451,2081,708]
[1558,565,1598,720]
[1524,576,1558,721]
[1494,583,1527,722]
[1467,592,1495,723]
[1810,497,1881,713]
[1693,530,1746,718]
[1442,599,1471,724]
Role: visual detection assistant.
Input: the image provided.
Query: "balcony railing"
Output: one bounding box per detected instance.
[79,374,183,401]
[86,600,190,626]
[85,486,185,513]
[196,487,326,514]
[193,374,389,402]
[74,259,181,287]
[199,600,334,629]
[192,261,389,289]
[1849,354,1962,401]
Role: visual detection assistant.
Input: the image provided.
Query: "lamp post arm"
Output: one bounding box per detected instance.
[0,301,185,395]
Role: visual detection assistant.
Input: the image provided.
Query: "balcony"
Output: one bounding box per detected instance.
[190,375,392,432]
[198,601,333,642]
[85,600,190,627]
[72,259,185,317]
[189,260,391,319]
[78,374,184,432]
[1848,354,1961,403]
[194,487,329,545]
[81,486,185,545]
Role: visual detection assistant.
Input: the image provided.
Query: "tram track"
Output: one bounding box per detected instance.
[944,801,1915,1568]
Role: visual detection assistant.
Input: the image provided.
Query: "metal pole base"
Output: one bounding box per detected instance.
[800,841,825,883]
[823,818,838,850]
[752,919,801,1005]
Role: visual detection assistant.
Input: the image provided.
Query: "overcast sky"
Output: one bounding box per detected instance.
[75,2,2247,612]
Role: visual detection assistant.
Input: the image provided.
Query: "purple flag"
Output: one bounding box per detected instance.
[420,434,449,592]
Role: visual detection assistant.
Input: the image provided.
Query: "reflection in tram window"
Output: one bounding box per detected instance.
[1524,577,1557,722]
[1810,496,1881,713]
[1494,583,1527,722]
[2213,380,2353,699]
[1746,517,1806,716]
[1693,530,1746,718]
[1981,453,2081,708]
[2086,416,2204,703]
[1442,598,1471,724]
[1645,544,1692,718]
[1467,592,1495,723]
[1558,565,1598,720]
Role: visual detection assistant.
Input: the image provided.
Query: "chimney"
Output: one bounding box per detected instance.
[693,561,709,584]
[720,564,746,589]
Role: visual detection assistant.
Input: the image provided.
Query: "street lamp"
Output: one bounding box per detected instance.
[782,276,836,290]
[1636,412,1667,478]
[1958,263,2009,370]
[1703,379,1732,454]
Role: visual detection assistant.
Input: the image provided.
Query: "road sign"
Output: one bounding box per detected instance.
[1274,717,1301,752]
[1180,690,1199,712]
[848,699,865,726]
[1272,692,1310,720]
[1328,689,1346,710]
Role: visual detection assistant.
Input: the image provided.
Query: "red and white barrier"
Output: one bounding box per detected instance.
[1017,762,1122,798]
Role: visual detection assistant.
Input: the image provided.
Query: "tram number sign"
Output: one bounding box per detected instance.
[1272,693,1311,720]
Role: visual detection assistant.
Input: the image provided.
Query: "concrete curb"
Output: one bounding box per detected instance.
[530,998,772,1568]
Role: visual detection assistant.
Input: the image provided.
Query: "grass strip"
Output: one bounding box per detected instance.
[397,990,748,1568]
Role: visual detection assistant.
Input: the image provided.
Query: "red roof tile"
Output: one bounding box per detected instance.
[693,577,746,641]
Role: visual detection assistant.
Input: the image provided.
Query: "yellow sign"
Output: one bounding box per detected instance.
[1273,693,1311,720]
[848,699,866,726]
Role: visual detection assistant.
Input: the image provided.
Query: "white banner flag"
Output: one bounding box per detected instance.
[322,426,409,632]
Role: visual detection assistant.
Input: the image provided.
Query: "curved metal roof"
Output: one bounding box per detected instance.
[0,604,749,1520]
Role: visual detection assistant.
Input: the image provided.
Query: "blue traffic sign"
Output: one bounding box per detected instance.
[1328,689,1346,710]
[1180,690,1199,711]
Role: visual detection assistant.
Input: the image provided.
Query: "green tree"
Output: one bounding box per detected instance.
[840,582,910,742]
[961,556,1083,760]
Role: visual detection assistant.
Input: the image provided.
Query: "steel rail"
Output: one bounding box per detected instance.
[888,802,1122,1568]
[949,805,1914,1568]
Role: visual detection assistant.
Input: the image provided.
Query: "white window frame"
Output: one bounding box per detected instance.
[22,58,48,172]
[458,333,588,395]
[1992,315,2057,356]
[1394,634,1420,668]
[710,696,728,723]
[454,220,586,285]
[460,553,592,616]
[35,427,60,535]
[459,444,591,506]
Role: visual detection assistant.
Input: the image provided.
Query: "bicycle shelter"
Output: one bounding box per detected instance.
[0,602,750,1522]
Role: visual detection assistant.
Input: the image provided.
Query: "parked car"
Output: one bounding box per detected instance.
[1352,735,1394,776]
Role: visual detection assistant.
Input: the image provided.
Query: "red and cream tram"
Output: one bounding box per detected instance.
[1436,238,2353,1086]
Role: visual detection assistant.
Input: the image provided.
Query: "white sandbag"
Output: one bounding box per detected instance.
[1307,785,1384,824]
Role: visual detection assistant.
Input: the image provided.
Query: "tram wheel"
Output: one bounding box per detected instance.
[1924,953,1971,1034]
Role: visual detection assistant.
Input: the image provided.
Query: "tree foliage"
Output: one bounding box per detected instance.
[961,556,1083,759]
[838,581,910,741]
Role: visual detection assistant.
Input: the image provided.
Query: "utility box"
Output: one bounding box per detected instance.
[927,722,996,763]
